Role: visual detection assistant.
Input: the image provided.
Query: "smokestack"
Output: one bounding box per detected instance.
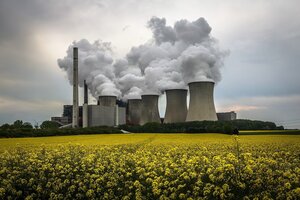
[186,81,217,122]
[127,99,142,125]
[84,80,88,104]
[99,95,117,107]
[82,80,88,128]
[164,89,187,123]
[72,47,79,128]
[140,95,161,125]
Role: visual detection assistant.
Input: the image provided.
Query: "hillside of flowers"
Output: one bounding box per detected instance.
[0,136,300,199]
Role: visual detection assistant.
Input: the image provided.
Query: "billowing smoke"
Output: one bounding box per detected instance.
[58,17,228,100]
[58,39,121,98]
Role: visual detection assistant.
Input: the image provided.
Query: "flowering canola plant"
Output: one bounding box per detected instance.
[0,134,300,199]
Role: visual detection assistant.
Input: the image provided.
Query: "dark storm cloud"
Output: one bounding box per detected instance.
[0,0,105,45]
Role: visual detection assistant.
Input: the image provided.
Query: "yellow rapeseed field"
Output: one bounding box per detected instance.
[0,134,300,199]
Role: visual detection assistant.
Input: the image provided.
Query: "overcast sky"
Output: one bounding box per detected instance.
[0,0,300,128]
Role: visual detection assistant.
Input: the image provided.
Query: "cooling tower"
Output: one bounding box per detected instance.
[164,89,188,123]
[72,47,79,128]
[140,95,161,125]
[127,99,142,125]
[99,95,117,107]
[186,81,217,121]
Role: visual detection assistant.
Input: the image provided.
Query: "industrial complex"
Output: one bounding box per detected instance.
[51,47,237,128]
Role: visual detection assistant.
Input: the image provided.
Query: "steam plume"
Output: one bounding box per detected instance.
[58,17,228,100]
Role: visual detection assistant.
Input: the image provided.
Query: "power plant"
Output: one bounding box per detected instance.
[52,47,236,127]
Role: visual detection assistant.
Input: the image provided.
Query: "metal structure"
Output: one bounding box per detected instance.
[72,47,79,128]
[140,95,161,125]
[98,95,117,107]
[127,99,142,125]
[186,81,218,121]
[164,89,188,123]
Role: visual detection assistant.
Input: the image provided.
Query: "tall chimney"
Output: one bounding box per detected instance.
[186,81,217,122]
[82,79,88,128]
[164,89,187,123]
[72,47,79,128]
[84,80,88,104]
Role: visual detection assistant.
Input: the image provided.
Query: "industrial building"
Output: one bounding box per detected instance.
[217,111,237,121]
[51,105,82,126]
[82,95,126,127]
[52,47,237,128]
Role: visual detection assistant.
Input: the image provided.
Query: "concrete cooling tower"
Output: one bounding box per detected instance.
[127,99,142,125]
[186,81,217,121]
[140,95,161,125]
[98,96,117,107]
[164,89,188,123]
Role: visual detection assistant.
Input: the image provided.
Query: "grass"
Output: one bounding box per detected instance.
[0,133,300,151]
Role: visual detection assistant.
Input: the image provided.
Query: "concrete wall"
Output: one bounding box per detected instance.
[87,105,125,127]
[164,89,187,123]
[98,96,116,107]
[118,107,126,125]
[217,111,237,121]
[82,104,88,128]
[186,81,218,121]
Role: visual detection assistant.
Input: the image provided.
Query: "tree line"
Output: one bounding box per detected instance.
[0,119,285,138]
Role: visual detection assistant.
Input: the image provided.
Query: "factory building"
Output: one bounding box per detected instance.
[51,105,82,126]
[83,97,126,127]
[81,83,126,128]
[217,111,237,121]
[51,116,70,126]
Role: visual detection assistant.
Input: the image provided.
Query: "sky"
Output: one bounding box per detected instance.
[0,0,300,129]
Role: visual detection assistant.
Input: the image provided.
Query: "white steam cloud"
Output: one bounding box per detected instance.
[58,17,228,100]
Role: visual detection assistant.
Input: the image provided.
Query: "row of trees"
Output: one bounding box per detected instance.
[0,119,285,138]
[119,119,284,134]
[0,120,61,130]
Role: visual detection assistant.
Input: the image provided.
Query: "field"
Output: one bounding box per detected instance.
[1,133,300,199]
